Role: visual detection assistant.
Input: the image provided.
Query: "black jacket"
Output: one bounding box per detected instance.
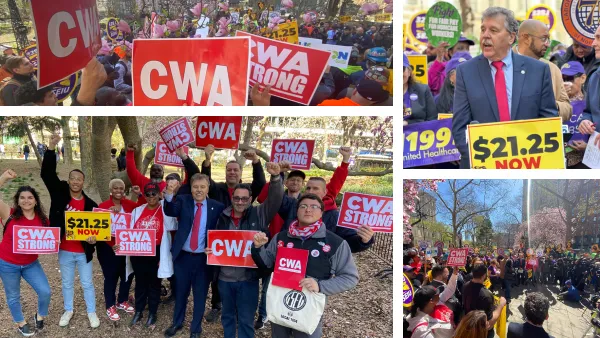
[201,160,266,208]
[41,149,98,263]
[557,45,600,88]
[1,73,34,106]
[405,82,437,124]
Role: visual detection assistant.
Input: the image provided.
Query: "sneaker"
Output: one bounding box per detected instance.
[254,315,268,330]
[17,323,35,337]
[205,308,221,323]
[59,311,73,327]
[88,313,100,328]
[33,313,43,330]
[117,301,135,313]
[106,306,120,321]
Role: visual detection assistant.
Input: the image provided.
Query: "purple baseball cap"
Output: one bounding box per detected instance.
[561,61,585,76]
[454,35,475,46]
[403,53,410,68]
[445,51,472,75]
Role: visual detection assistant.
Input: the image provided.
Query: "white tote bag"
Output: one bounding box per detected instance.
[266,275,326,335]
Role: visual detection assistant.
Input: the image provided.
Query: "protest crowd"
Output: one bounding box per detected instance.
[403,2,600,169]
[401,240,600,338]
[0,0,393,107]
[0,115,395,338]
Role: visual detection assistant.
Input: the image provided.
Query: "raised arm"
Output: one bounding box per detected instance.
[0,170,17,221]
[40,135,63,194]
[243,149,266,202]
[326,146,351,202]
[125,145,149,188]
[255,163,284,233]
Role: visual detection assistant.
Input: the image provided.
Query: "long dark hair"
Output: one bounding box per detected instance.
[11,186,49,226]
[436,73,455,115]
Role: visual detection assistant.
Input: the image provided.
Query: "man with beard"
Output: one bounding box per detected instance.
[200,144,266,323]
[514,19,571,122]
[41,134,100,328]
[125,144,166,205]
[206,162,283,338]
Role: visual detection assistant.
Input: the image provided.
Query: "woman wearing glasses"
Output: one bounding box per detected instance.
[251,193,359,338]
[124,182,177,329]
[561,61,590,169]
[97,179,142,322]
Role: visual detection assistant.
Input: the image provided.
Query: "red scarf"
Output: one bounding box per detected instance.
[288,219,323,239]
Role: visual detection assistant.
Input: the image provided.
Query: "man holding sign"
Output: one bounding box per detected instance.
[251,193,359,338]
[452,7,558,168]
[0,170,52,336]
[206,162,283,338]
[40,134,101,329]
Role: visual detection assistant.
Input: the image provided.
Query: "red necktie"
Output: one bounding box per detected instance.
[190,203,202,251]
[492,61,510,122]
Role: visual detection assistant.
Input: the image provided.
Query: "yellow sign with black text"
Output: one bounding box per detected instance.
[467,117,565,169]
[340,16,352,23]
[65,211,112,241]
[375,14,392,22]
[407,55,428,84]
[260,22,299,44]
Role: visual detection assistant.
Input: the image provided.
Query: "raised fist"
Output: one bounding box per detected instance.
[265,162,280,176]
[278,161,292,173]
[253,232,269,248]
[49,134,62,148]
[175,147,187,159]
[339,146,352,162]
[204,144,215,159]
[1,169,17,181]
[165,179,180,195]
[131,185,141,195]
[244,149,258,161]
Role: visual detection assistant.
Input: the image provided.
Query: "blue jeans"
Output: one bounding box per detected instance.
[219,279,259,338]
[24,152,29,161]
[0,258,51,323]
[501,277,511,301]
[258,275,270,318]
[58,250,96,313]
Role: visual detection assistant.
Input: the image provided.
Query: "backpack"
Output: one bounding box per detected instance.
[0,78,21,106]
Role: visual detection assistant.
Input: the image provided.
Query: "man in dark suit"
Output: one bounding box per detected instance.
[163,173,225,338]
[452,7,558,168]
[579,26,600,146]
[507,292,554,338]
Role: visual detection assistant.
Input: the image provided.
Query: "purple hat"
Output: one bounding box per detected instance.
[403,53,410,68]
[454,35,475,46]
[403,265,415,272]
[561,61,585,76]
[550,49,566,60]
[445,51,472,75]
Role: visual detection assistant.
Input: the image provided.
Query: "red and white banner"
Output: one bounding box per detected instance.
[447,248,469,267]
[93,208,132,236]
[132,38,251,106]
[270,139,315,170]
[272,247,308,291]
[13,226,60,254]
[337,192,393,233]
[159,117,195,152]
[235,31,331,105]
[195,116,243,149]
[115,229,156,256]
[30,0,101,88]
[207,230,258,268]
[154,141,189,168]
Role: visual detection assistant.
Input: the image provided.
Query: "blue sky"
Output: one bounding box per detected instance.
[430,179,524,228]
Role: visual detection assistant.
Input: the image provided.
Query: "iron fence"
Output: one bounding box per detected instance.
[370,232,393,279]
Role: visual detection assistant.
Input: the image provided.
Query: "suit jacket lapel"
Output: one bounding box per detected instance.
[477,56,500,121]
[511,53,526,120]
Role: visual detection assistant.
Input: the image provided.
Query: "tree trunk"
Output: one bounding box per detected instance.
[22,118,42,168]
[91,117,117,201]
[115,116,143,171]
[60,116,74,165]
[78,116,95,193]
[255,117,269,151]
[327,0,341,18]
[459,0,474,36]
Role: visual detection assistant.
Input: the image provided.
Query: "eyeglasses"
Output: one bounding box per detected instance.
[145,191,158,197]
[528,34,549,44]
[299,204,322,211]
[233,196,250,202]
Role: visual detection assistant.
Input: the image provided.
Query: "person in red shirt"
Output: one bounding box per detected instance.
[125,143,167,204]
[40,134,100,329]
[97,179,142,322]
[127,183,170,329]
[0,169,51,337]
